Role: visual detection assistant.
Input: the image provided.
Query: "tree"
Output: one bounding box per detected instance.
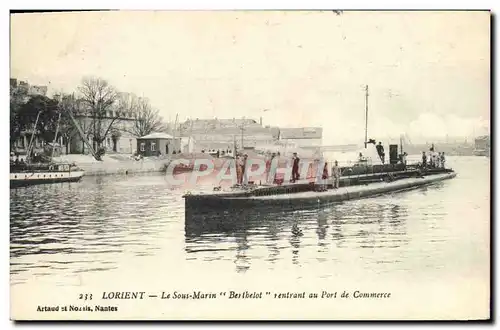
[124,97,167,137]
[17,95,60,146]
[10,84,29,150]
[77,77,120,151]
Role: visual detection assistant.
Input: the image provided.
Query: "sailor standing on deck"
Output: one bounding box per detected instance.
[291,152,300,183]
[242,154,249,185]
[429,145,436,168]
[322,161,329,180]
[432,151,439,168]
[267,153,277,184]
[422,152,427,168]
[274,152,282,184]
[376,142,385,164]
[313,159,328,191]
[320,161,329,191]
[236,153,244,185]
[331,160,341,189]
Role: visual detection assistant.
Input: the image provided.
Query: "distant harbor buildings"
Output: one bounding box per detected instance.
[175,118,323,154]
[279,127,323,148]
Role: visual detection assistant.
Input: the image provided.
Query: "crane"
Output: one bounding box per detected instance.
[62,105,102,161]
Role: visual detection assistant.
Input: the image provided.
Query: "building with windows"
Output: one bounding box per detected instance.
[68,110,139,155]
[136,132,181,157]
[57,92,141,155]
[278,127,323,148]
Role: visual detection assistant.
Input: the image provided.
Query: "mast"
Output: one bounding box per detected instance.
[171,113,178,155]
[51,112,62,159]
[26,111,41,161]
[364,85,369,149]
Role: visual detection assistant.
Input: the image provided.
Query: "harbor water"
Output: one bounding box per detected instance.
[10,156,490,313]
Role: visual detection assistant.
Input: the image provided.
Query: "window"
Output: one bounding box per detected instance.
[151,142,156,152]
[140,143,145,152]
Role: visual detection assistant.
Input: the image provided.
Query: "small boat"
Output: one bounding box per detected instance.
[10,162,85,188]
[10,108,85,188]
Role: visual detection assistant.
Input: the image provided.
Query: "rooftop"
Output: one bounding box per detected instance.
[137,132,175,140]
[280,127,323,139]
[179,118,261,131]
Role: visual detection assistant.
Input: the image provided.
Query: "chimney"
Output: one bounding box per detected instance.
[260,117,262,126]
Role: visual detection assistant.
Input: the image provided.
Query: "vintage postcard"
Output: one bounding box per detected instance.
[9,10,490,320]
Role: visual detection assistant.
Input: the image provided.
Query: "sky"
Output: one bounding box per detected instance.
[10,11,490,145]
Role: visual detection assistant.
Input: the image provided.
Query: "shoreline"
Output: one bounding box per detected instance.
[75,161,167,176]
[51,154,170,176]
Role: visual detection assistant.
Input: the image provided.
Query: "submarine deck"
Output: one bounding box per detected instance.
[184,171,457,211]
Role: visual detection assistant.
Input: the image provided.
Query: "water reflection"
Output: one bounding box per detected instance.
[10,156,490,284]
[316,211,328,243]
[184,198,410,273]
[235,233,250,273]
[10,175,182,284]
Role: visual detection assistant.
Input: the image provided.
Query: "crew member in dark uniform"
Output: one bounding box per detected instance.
[292,153,300,182]
[322,162,329,180]
[376,142,385,164]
